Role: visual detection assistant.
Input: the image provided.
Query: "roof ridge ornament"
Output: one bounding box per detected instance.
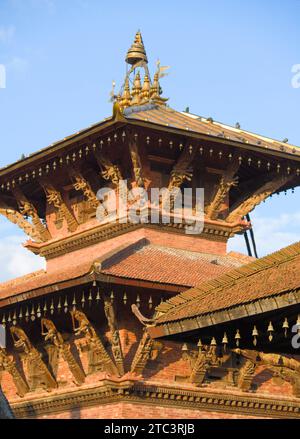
[112,31,170,115]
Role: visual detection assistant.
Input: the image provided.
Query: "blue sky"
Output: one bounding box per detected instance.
[0,0,300,281]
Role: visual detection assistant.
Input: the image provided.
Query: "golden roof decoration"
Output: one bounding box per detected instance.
[113,31,170,113]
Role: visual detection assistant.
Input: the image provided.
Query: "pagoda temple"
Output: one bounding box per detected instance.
[1,32,300,419]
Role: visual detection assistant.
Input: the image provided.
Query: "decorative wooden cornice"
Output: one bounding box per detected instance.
[10,379,300,419]
[25,217,243,261]
[25,217,242,261]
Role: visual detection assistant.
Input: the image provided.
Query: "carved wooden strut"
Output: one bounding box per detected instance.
[0,347,29,397]
[0,206,44,242]
[227,174,293,223]
[94,149,122,186]
[10,327,57,392]
[42,182,78,233]
[13,186,51,242]
[103,298,124,376]
[206,157,240,220]
[71,310,119,376]
[41,318,85,386]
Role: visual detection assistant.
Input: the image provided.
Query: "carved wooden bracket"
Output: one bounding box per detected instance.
[71,310,119,376]
[236,349,300,397]
[10,327,57,392]
[41,318,85,386]
[189,349,211,386]
[68,167,99,210]
[167,142,196,192]
[206,157,240,220]
[0,347,29,397]
[40,180,78,233]
[104,298,125,376]
[237,359,257,391]
[93,150,122,186]
[128,132,145,188]
[0,205,44,242]
[12,186,51,242]
[226,174,293,223]
[131,330,155,375]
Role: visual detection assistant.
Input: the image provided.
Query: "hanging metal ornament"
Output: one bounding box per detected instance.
[235,329,241,347]
[267,321,274,342]
[252,325,258,346]
[282,318,289,338]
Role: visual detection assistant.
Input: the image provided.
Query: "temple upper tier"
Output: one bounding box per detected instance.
[0,31,299,262]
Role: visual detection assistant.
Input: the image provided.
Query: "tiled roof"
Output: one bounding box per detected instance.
[101,244,248,287]
[126,105,300,156]
[2,104,299,177]
[154,241,300,324]
[0,239,250,303]
[0,262,93,301]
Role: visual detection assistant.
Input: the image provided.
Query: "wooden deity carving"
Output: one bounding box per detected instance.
[130,330,155,375]
[167,143,196,192]
[41,319,85,385]
[130,306,162,376]
[161,143,196,211]
[0,207,43,242]
[227,174,293,223]
[93,150,123,186]
[206,157,240,220]
[103,299,124,376]
[67,167,101,223]
[71,310,118,376]
[41,181,78,232]
[10,327,57,392]
[12,186,51,242]
[0,347,29,397]
[128,133,145,188]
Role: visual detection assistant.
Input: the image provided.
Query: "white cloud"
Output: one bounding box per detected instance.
[0,25,15,43]
[0,235,45,283]
[7,56,29,75]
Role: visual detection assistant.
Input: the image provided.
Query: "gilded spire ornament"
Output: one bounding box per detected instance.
[125,30,148,65]
[112,31,169,113]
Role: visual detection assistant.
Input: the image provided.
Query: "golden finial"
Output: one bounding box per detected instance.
[125,30,148,66]
[131,71,142,105]
[141,74,150,101]
[120,77,131,108]
[150,72,160,99]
